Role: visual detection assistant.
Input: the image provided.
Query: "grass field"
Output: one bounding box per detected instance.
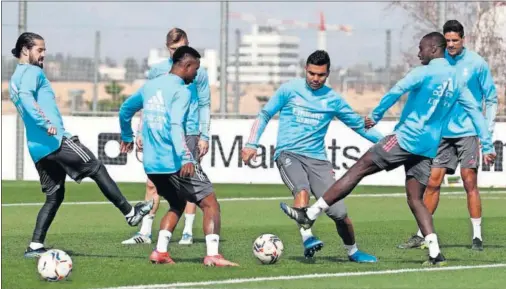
[2,181,506,289]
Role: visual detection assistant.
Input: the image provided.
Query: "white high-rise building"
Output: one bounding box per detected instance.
[227,25,301,84]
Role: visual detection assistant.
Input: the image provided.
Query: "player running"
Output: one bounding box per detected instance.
[280,32,496,266]
[119,46,237,266]
[122,28,210,246]
[9,32,154,258]
[398,20,498,251]
[242,50,383,261]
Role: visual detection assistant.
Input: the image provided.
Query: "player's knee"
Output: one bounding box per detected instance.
[326,206,347,222]
[146,179,157,192]
[46,186,65,207]
[462,174,478,194]
[199,193,220,212]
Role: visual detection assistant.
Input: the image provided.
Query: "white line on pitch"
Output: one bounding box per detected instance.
[95,263,506,289]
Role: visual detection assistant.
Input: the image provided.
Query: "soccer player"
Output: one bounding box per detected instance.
[279,32,496,266]
[242,50,383,261]
[122,28,210,245]
[398,20,498,251]
[8,32,154,258]
[119,46,237,266]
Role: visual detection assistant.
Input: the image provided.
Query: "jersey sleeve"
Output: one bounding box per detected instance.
[119,88,144,143]
[170,88,195,164]
[333,95,384,143]
[245,84,290,148]
[478,61,498,138]
[195,68,211,141]
[369,67,425,123]
[16,67,53,130]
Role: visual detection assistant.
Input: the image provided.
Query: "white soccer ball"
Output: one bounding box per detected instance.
[252,234,284,264]
[37,249,73,282]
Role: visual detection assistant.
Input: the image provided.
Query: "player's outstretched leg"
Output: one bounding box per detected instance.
[89,165,153,226]
[404,177,446,266]
[461,168,483,251]
[179,201,197,245]
[25,186,65,258]
[398,167,446,250]
[280,152,382,229]
[198,192,239,267]
[122,179,160,245]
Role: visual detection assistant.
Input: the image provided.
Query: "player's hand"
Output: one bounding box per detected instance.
[180,162,195,177]
[198,139,209,160]
[241,147,257,164]
[47,126,57,135]
[135,135,143,152]
[120,141,134,154]
[483,153,496,165]
[364,116,376,129]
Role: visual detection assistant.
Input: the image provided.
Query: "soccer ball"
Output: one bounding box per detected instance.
[37,249,73,282]
[252,234,284,264]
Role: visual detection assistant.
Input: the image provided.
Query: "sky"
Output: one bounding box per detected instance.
[1,1,414,68]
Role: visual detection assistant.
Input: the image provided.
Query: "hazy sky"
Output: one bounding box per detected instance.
[1,1,413,68]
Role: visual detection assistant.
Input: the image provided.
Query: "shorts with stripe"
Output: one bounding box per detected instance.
[369,134,431,186]
[148,163,214,207]
[275,151,348,220]
[35,136,101,195]
[432,136,480,174]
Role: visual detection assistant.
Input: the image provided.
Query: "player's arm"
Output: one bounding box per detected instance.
[170,88,195,166]
[333,97,384,143]
[242,85,290,163]
[195,68,211,142]
[119,88,144,153]
[16,67,53,131]
[368,67,424,124]
[478,61,498,138]
[457,86,494,156]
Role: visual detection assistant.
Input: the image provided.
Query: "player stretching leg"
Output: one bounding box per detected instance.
[8,32,154,258]
[243,50,383,261]
[119,46,237,266]
[122,28,211,245]
[398,20,498,251]
[280,32,495,266]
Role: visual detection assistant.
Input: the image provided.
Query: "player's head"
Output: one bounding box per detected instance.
[305,50,330,90]
[12,32,45,68]
[171,46,201,84]
[418,32,446,65]
[166,28,189,58]
[443,20,465,57]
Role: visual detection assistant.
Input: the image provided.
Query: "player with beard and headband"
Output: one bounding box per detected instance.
[8,32,154,258]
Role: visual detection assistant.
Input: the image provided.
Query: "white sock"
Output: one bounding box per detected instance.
[416,229,423,238]
[306,198,329,220]
[125,208,134,218]
[344,243,358,256]
[425,233,441,258]
[205,234,220,256]
[156,230,172,253]
[30,242,44,250]
[471,218,482,240]
[139,214,155,236]
[299,227,313,242]
[183,214,196,235]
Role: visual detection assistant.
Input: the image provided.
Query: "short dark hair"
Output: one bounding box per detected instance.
[423,31,447,50]
[172,46,201,65]
[306,50,331,71]
[11,32,44,58]
[166,28,188,45]
[443,20,465,38]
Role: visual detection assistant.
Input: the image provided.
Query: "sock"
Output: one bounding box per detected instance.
[125,208,134,218]
[156,230,172,253]
[205,234,220,256]
[29,242,44,250]
[306,198,329,220]
[471,218,482,240]
[425,233,440,258]
[183,214,196,235]
[139,214,155,236]
[344,243,358,256]
[416,229,423,238]
[299,227,313,242]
